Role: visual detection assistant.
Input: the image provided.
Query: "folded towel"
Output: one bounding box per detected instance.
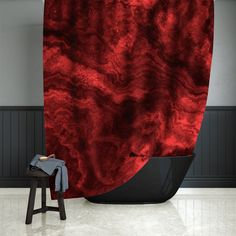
[30,154,68,192]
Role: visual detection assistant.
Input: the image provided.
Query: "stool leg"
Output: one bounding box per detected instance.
[25,179,37,224]
[41,178,47,213]
[57,192,66,220]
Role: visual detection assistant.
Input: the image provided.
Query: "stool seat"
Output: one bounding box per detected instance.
[26,167,56,178]
[25,167,66,224]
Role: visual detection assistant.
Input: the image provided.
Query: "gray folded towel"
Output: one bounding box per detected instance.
[30,154,68,192]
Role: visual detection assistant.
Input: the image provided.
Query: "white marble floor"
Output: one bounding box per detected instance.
[0,188,236,236]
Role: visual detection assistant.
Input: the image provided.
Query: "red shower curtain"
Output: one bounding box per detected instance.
[43,0,214,199]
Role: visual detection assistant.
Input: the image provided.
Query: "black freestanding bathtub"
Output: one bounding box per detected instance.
[86,154,194,204]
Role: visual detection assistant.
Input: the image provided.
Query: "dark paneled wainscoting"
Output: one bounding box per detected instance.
[0,106,236,187]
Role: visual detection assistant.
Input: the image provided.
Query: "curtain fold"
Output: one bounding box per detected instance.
[43,0,214,199]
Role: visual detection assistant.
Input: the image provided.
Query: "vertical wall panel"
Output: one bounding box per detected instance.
[226,111,235,175]
[18,111,27,177]
[11,111,19,177]
[218,112,227,176]
[2,111,11,177]
[0,112,3,176]
[42,113,46,155]
[26,111,35,168]
[233,112,236,175]
[34,110,43,155]
[209,111,218,176]
[202,112,210,176]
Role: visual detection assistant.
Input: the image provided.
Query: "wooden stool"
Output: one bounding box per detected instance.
[25,167,66,224]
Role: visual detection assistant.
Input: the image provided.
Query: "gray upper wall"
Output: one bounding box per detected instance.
[0,0,43,106]
[0,0,235,106]
[207,0,236,106]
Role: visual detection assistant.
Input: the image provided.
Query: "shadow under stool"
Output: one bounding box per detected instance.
[25,167,66,224]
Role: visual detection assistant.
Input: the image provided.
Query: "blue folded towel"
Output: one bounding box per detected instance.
[30,154,68,192]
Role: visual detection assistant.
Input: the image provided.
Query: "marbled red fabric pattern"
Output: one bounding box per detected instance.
[43,0,214,199]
